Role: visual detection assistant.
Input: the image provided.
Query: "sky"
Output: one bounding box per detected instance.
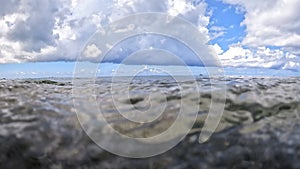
[0,0,300,78]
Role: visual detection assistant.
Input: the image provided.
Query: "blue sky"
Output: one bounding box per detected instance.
[1,62,299,79]
[207,0,246,51]
[0,0,299,78]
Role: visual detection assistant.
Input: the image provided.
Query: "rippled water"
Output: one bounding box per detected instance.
[0,77,300,168]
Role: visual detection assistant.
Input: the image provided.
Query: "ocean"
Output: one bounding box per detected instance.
[0,75,299,168]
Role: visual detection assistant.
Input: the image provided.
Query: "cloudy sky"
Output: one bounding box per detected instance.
[0,0,300,77]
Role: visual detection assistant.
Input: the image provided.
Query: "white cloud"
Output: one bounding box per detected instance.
[212,44,224,55]
[1,0,299,71]
[209,26,226,40]
[0,0,213,65]
[219,43,300,71]
[83,44,102,58]
[217,0,300,71]
[283,61,300,70]
[168,0,195,16]
[222,0,300,55]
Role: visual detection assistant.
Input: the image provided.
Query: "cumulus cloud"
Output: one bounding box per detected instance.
[218,0,300,70]
[1,0,299,71]
[83,44,102,58]
[219,43,300,71]
[0,0,71,63]
[0,0,213,65]
[240,0,300,53]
